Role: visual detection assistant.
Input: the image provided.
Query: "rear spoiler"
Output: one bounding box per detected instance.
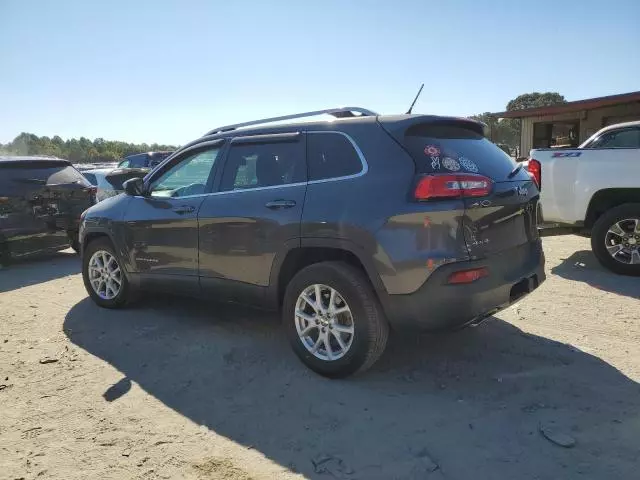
[377,114,488,142]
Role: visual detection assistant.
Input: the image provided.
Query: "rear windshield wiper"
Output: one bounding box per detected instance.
[508,163,523,179]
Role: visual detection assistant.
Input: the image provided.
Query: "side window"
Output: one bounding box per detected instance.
[118,159,130,168]
[220,140,305,191]
[594,129,640,148]
[307,132,363,181]
[83,173,98,186]
[149,147,221,198]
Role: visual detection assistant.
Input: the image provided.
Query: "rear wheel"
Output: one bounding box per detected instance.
[591,203,640,276]
[82,238,135,308]
[282,262,389,378]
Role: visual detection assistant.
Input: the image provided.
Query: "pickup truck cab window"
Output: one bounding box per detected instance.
[589,128,640,149]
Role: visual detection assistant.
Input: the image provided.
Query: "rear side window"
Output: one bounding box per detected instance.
[83,173,98,185]
[220,140,305,191]
[592,128,640,148]
[307,133,363,181]
[403,124,521,181]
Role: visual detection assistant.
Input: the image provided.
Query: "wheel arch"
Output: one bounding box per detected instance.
[268,238,386,308]
[585,188,640,229]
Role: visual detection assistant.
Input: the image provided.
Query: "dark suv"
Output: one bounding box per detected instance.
[79,107,544,377]
[0,156,95,265]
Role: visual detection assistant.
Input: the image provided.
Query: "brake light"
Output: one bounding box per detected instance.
[528,159,541,189]
[84,186,98,203]
[447,267,489,284]
[414,174,492,200]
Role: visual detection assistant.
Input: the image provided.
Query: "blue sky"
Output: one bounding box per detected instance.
[1,0,639,145]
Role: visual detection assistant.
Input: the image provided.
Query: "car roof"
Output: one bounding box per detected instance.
[181,114,486,151]
[595,120,640,133]
[0,155,71,165]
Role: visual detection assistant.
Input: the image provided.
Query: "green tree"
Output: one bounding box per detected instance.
[471,91,566,155]
[506,92,566,111]
[0,133,177,163]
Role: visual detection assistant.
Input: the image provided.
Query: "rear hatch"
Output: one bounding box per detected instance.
[383,118,539,259]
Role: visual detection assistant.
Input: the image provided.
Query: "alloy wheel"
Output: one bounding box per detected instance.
[294,284,355,361]
[88,250,122,300]
[604,218,640,265]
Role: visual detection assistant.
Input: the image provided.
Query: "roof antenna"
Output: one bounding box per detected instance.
[406,83,424,114]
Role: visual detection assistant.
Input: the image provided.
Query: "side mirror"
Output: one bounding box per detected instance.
[123,177,146,196]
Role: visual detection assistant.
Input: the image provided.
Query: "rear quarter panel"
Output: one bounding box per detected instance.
[302,123,469,295]
[534,148,640,223]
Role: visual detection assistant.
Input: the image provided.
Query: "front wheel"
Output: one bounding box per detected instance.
[82,238,135,308]
[282,262,389,378]
[591,203,640,276]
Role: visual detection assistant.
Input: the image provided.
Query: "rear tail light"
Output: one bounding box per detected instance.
[84,186,98,203]
[447,267,489,284]
[414,174,492,201]
[527,159,541,189]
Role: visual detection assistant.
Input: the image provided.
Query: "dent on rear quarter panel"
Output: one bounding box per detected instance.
[374,204,470,294]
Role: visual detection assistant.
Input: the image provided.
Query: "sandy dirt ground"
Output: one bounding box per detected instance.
[1,236,639,480]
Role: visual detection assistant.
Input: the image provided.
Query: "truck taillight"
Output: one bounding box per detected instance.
[528,159,541,189]
[414,174,492,201]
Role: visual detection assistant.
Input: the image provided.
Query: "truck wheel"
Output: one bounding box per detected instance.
[591,203,640,276]
[82,238,136,308]
[282,261,389,378]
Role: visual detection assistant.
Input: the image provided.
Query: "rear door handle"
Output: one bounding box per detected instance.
[265,200,296,210]
[173,205,196,214]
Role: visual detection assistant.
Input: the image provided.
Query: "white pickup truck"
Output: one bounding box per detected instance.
[528,120,640,275]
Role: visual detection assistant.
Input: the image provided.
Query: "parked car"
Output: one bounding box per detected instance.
[0,156,95,265]
[117,151,173,170]
[82,167,150,203]
[79,107,544,377]
[529,120,640,275]
[82,168,120,202]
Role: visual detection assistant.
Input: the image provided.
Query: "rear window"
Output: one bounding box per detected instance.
[0,163,90,195]
[403,124,521,181]
[307,133,363,181]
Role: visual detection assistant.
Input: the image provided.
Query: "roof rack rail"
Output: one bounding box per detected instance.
[205,106,378,136]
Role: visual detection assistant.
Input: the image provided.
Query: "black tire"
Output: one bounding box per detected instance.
[82,237,135,308]
[591,203,640,276]
[282,261,389,378]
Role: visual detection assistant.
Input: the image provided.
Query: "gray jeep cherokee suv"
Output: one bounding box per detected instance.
[79,107,545,377]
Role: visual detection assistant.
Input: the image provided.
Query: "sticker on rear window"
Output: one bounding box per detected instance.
[424,145,440,157]
[430,156,440,170]
[442,157,460,171]
[458,156,479,173]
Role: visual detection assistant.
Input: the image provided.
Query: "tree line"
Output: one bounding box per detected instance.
[0,133,177,163]
[1,92,566,162]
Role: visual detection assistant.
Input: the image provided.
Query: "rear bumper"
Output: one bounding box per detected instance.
[380,241,546,331]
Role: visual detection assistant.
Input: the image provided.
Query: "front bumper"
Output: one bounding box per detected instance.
[380,241,546,331]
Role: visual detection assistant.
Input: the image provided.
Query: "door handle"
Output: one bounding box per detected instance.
[172,205,196,214]
[265,200,296,210]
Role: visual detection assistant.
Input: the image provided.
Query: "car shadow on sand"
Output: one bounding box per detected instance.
[0,250,79,293]
[551,250,640,299]
[64,297,640,480]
